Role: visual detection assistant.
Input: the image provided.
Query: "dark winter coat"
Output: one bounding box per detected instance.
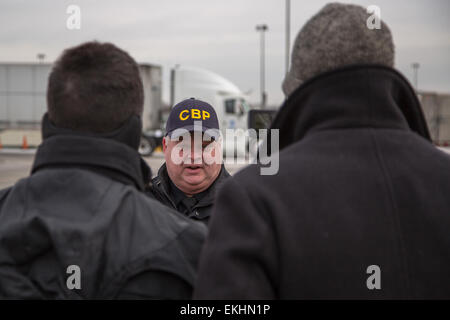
[0,119,206,299]
[194,65,450,299]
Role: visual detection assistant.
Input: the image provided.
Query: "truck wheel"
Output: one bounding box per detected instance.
[139,136,154,156]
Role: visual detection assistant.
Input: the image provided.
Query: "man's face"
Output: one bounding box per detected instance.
[163,132,222,196]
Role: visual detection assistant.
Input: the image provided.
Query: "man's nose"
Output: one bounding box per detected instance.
[188,144,203,163]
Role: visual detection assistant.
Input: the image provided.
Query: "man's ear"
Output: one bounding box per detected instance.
[162,136,167,152]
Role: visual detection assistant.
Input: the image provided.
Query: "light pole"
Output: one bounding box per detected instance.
[37,53,45,64]
[256,24,268,109]
[285,0,290,77]
[411,62,420,91]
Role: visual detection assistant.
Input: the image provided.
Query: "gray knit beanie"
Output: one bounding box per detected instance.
[283,2,395,96]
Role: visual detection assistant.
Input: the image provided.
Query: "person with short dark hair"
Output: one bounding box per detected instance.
[47,42,144,133]
[0,41,206,299]
[195,3,450,299]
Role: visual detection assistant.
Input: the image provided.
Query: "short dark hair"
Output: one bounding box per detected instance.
[47,41,144,133]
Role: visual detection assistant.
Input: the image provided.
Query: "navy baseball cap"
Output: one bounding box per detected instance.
[165,98,220,139]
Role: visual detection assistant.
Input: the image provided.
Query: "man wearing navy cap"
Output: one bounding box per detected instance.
[150,98,230,224]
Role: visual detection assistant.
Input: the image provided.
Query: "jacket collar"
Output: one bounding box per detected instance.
[32,134,151,191]
[154,162,230,208]
[271,65,431,151]
[31,113,151,190]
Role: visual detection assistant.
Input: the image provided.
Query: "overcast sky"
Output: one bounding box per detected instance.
[1,0,449,106]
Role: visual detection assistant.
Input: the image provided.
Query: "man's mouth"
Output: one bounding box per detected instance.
[184,164,203,172]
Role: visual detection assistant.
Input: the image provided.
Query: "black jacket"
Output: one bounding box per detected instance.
[150,164,230,224]
[194,65,450,299]
[0,117,206,299]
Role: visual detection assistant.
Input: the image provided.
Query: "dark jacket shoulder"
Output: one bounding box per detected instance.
[0,135,206,299]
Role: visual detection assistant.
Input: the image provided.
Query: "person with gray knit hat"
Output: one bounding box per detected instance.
[283,2,395,96]
[195,3,450,299]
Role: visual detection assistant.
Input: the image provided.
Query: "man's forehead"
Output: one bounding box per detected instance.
[168,131,218,142]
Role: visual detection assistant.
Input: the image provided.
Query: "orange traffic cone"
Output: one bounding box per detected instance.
[22,135,28,149]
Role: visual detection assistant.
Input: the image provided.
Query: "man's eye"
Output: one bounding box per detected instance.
[175,142,188,149]
[202,142,213,149]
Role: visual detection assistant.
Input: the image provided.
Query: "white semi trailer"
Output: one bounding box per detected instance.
[0,62,162,132]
